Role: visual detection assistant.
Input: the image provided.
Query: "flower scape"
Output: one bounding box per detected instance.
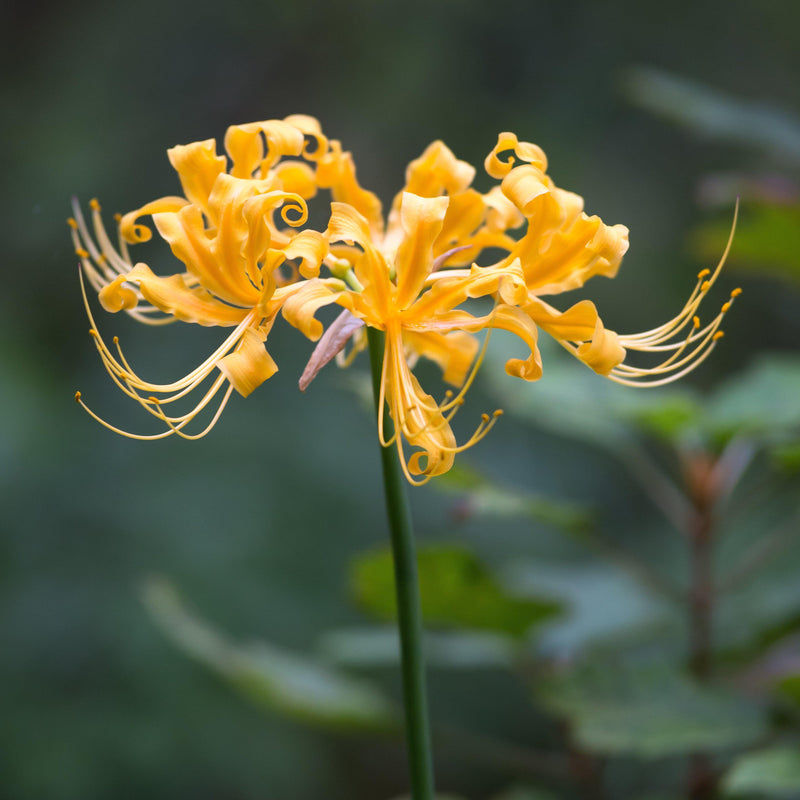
[71,114,739,484]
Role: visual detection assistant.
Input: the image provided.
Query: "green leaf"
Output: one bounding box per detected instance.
[142,577,395,730]
[706,355,800,439]
[622,67,800,164]
[769,439,800,473]
[536,661,765,757]
[691,203,800,283]
[318,626,519,670]
[351,544,562,638]
[724,746,800,796]
[435,463,589,532]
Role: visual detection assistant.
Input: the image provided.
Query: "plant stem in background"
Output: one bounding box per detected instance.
[367,327,435,800]
[683,449,720,800]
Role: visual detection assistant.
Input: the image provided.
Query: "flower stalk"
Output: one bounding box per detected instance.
[367,326,435,800]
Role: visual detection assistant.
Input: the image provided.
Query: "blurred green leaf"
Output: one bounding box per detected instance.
[623,67,800,164]
[318,626,519,670]
[142,577,395,730]
[769,440,800,473]
[706,355,800,439]
[351,544,562,638]
[504,560,674,654]
[536,661,765,757]
[691,203,800,283]
[723,746,800,796]
[436,463,589,532]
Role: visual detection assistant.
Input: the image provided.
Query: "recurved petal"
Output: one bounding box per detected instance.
[283,229,328,279]
[522,297,601,341]
[275,278,346,341]
[401,140,476,198]
[410,260,527,319]
[576,316,626,375]
[153,205,259,307]
[513,188,630,295]
[217,327,278,396]
[394,192,450,310]
[485,132,548,179]
[501,164,552,216]
[98,274,139,312]
[316,141,384,236]
[433,189,487,262]
[223,119,306,178]
[119,197,190,244]
[167,139,227,213]
[282,114,329,161]
[273,161,318,198]
[114,263,249,326]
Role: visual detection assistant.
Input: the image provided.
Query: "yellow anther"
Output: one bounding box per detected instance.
[697,268,711,280]
[721,301,731,313]
[481,413,490,422]
[90,198,101,211]
[67,217,78,229]
[113,336,120,344]
[89,329,98,337]
[114,213,122,223]
[692,316,700,329]
[494,409,504,418]
[74,391,82,402]
[148,396,160,404]
[731,287,742,297]
[713,331,725,341]
[97,253,107,263]
[701,281,711,292]
[75,247,89,258]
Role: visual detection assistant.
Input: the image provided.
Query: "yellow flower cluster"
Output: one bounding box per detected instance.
[70,115,738,484]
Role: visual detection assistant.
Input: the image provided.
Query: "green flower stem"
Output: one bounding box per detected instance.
[367,326,435,800]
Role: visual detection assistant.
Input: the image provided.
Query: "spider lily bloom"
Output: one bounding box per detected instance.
[71,116,342,438]
[482,133,740,385]
[325,194,542,485]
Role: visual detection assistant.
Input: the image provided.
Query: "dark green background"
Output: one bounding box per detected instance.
[2,1,798,798]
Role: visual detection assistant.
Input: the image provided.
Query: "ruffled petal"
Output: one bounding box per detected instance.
[119,197,190,244]
[104,263,249,326]
[576,316,626,375]
[217,326,278,396]
[410,259,528,319]
[401,140,476,198]
[166,139,227,213]
[153,205,257,307]
[274,278,346,341]
[316,140,384,236]
[223,119,306,179]
[485,132,548,179]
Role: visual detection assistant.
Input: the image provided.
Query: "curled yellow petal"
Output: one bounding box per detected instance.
[166,139,227,213]
[99,274,139,312]
[119,197,189,244]
[216,327,278,396]
[576,317,626,375]
[485,132,547,179]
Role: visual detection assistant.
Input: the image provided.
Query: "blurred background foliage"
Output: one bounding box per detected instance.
[2,0,800,798]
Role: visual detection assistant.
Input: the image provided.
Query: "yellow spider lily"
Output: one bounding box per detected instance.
[71,116,342,438]
[72,117,736,482]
